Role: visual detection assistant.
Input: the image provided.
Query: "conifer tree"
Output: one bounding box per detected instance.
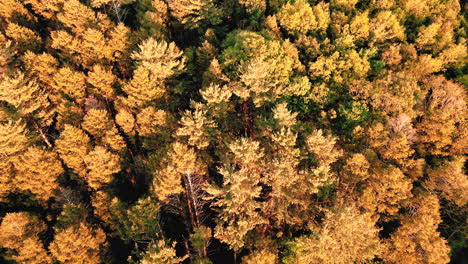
[382,193,450,264]
[55,124,91,177]
[84,146,121,190]
[0,119,28,157]
[0,212,51,264]
[284,206,381,264]
[206,138,266,251]
[140,240,187,264]
[49,222,107,264]
[12,147,63,201]
[0,73,49,116]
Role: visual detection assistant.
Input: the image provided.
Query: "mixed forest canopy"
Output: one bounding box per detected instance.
[0,0,467,263]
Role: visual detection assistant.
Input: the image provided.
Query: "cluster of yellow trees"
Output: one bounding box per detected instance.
[0,0,466,263]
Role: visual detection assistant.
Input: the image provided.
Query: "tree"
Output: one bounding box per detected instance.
[87,64,116,99]
[84,146,121,190]
[152,142,203,202]
[0,72,49,117]
[12,147,63,201]
[276,0,329,34]
[167,0,221,27]
[55,124,91,177]
[0,119,28,157]
[242,248,278,264]
[417,76,466,155]
[14,238,53,264]
[0,212,46,250]
[140,240,187,264]
[425,157,468,207]
[0,212,52,264]
[136,106,167,136]
[23,51,59,89]
[131,38,185,79]
[176,105,216,149]
[51,67,87,102]
[206,138,266,251]
[4,23,41,47]
[382,193,451,264]
[49,222,107,264]
[284,205,381,264]
[56,0,96,34]
[350,11,370,40]
[123,38,184,107]
[358,165,413,216]
[120,196,161,242]
[81,107,126,151]
[370,11,405,42]
[273,102,297,127]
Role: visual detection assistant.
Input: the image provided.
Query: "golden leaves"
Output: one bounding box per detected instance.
[131,38,185,80]
[12,147,63,200]
[49,223,107,264]
[0,73,49,116]
[87,64,116,98]
[85,146,121,189]
[285,206,381,264]
[55,125,91,176]
[141,240,188,264]
[51,67,87,100]
[152,143,201,201]
[0,119,28,156]
[177,106,216,149]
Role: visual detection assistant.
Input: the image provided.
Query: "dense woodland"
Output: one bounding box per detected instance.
[0,0,467,263]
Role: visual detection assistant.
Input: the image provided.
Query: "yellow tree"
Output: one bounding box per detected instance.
[23,51,59,90]
[350,11,370,40]
[115,107,136,135]
[82,109,114,138]
[82,108,125,151]
[131,38,185,80]
[358,165,413,216]
[382,193,450,264]
[140,240,187,264]
[206,138,266,251]
[425,157,468,207]
[368,123,414,166]
[417,76,466,155]
[56,0,96,34]
[4,23,41,47]
[51,67,87,102]
[84,146,121,190]
[0,119,28,157]
[124,38,184,106]
[0,212,46,250]
[152,142,203,202]
[12,147,63,201]
[276,0,329,34]
[87,64,116,99]
[370,11,405,42]
[242,248,278,264]
[0,73,49,116]
[0,212,52,264]
[49,223,107,264]
[136,106,167,136]
[91,191,120,229]
[284,205,381,264]
[123,67,162,108]
[14,238,53,264]
[176,105,216,149]
[55,124,91,177]
[23,0,63,19]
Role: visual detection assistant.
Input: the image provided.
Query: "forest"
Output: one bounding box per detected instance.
[0,0,467,263]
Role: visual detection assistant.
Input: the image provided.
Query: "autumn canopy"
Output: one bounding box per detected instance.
[0,0,467,263]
